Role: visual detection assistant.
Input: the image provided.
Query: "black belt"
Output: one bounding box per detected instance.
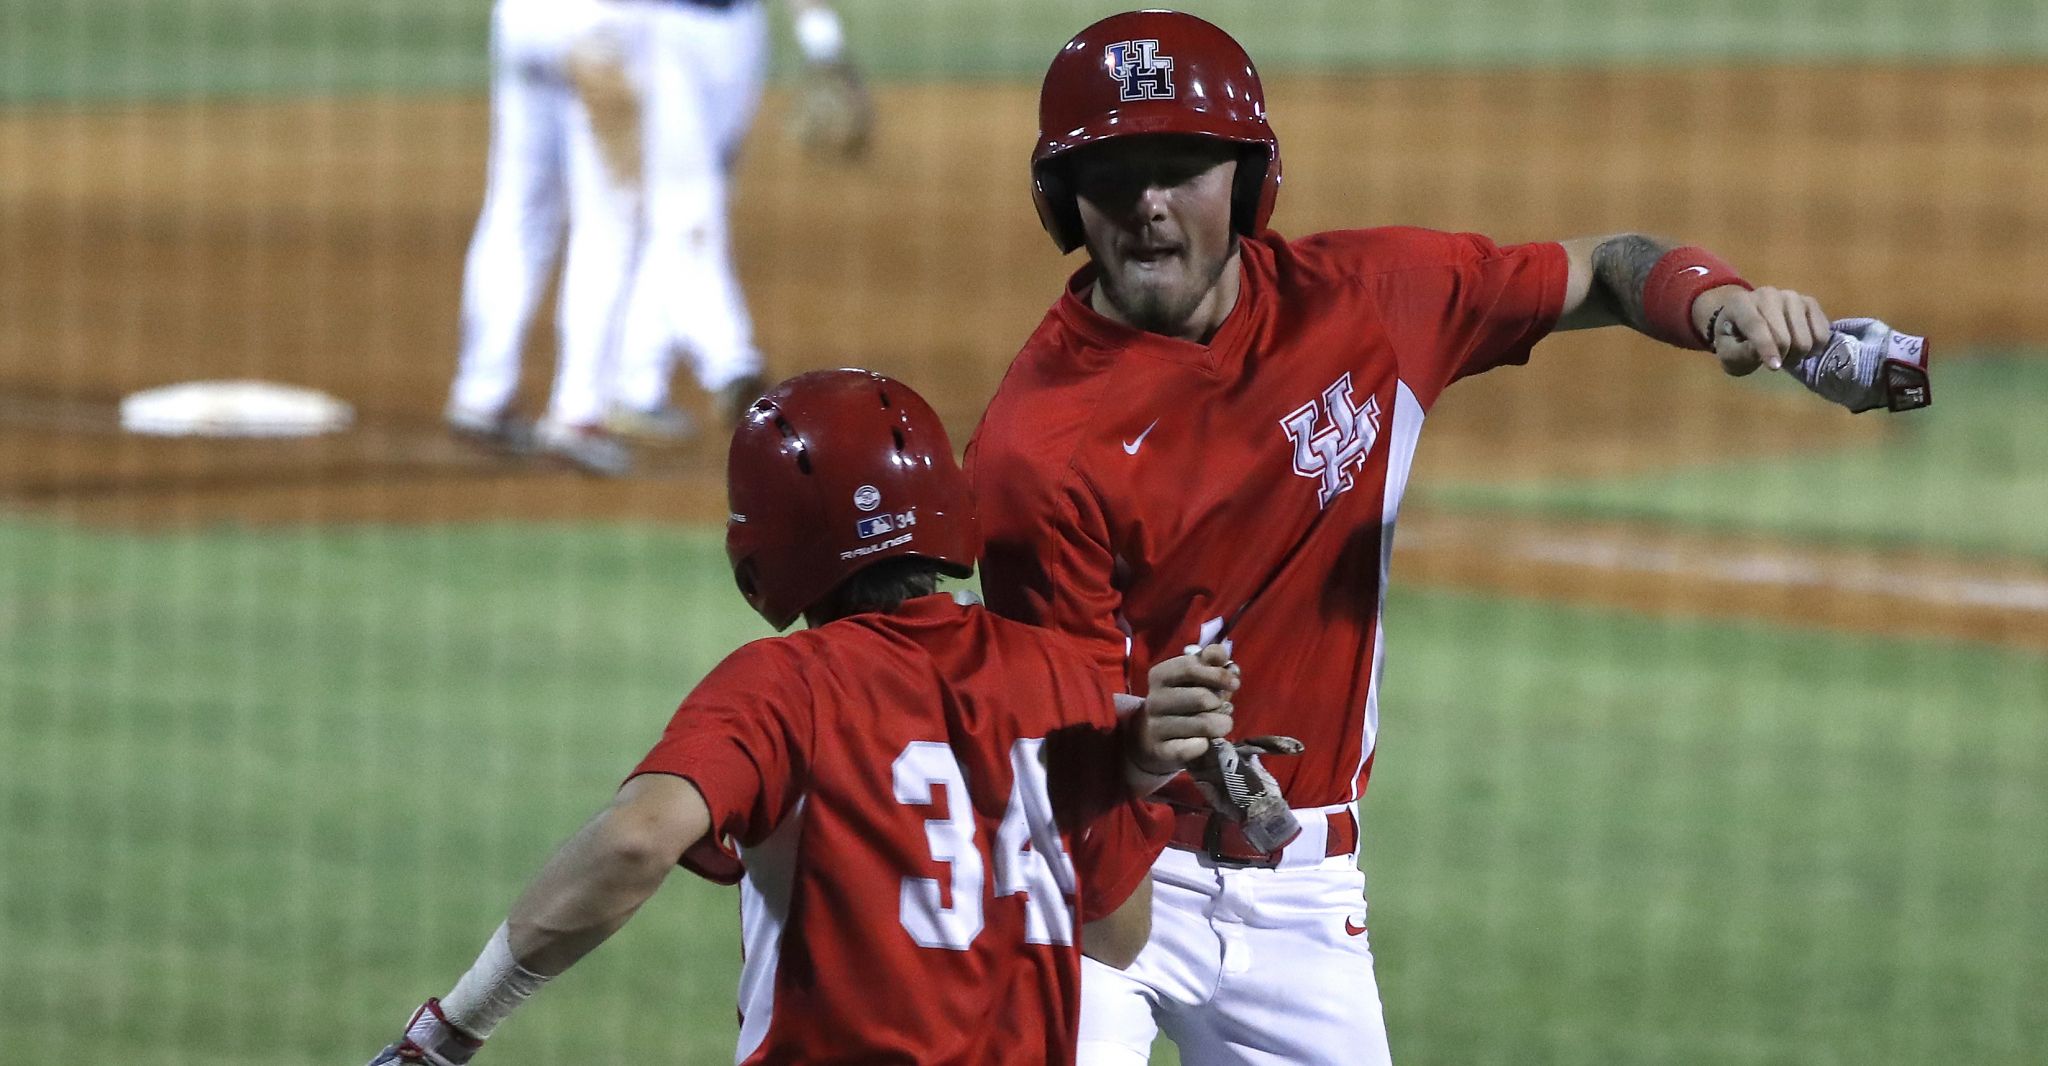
[662,0,755,10]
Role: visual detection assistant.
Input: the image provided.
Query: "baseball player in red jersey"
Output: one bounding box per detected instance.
[367,369,1251,1066]
[968,11,1931,1065]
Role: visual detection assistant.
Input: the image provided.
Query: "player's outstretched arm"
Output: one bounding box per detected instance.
[1553,234,1932,411]
[503,773,707,973]
[1554,234,1833,376]
[368,774,709,1065]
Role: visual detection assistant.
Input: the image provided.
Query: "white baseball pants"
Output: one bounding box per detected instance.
[450,0,645,429]
[611,0,769,409]
[1078,808,1394,1066]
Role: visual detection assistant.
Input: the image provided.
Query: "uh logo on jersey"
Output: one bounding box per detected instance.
[1280,373,1381,509]
[1104,39,1174,101]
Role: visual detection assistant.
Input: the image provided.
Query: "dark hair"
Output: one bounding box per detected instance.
[811,557,946,623]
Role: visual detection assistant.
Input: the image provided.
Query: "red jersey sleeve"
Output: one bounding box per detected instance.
[1070,795,1172,923]
[629,638,813,885]
[967,422,1128,686]
[1304,227,1568,409]
[1040,648,1171,923]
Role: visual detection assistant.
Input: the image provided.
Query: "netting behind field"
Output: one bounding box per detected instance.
[2,3,2043,1063]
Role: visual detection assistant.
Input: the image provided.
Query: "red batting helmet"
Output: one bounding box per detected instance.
[1031,9,1281,253]
[726,369,977,631]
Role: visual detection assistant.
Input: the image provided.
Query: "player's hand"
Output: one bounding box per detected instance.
[1694,284,1832,376]
[368,999,483,1066]
[791,60,874,162]
[1127,643,1239,778]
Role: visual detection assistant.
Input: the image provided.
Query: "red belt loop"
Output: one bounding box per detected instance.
[1168,805,1357,868]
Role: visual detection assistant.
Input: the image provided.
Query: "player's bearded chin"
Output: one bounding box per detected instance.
[1093,234,1236,336]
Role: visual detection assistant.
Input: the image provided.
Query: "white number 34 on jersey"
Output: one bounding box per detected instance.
[891,738,1076,951]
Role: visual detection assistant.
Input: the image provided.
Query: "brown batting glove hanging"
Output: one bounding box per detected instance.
[1784,317,1931,413]
[1189,736,1306,854]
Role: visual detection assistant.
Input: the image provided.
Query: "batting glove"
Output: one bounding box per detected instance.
[368,999,483,1066]
[1189,736,1306,854]
[1785,317,1931,413]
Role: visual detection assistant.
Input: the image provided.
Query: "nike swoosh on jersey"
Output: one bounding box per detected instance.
[1344,915,1367,936]
[1123,419,1160,455]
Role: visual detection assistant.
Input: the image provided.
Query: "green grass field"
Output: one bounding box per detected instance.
[3,519,2042,1063]
[5,0,2046,1062]
[6,0,2048,103]
[1421,353,2048,561]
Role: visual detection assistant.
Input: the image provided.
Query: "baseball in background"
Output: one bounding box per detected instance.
[3,1,2044,1063]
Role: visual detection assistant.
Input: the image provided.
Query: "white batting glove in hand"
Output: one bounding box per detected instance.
[369,999,483,1066]
[1784,318,1931,413]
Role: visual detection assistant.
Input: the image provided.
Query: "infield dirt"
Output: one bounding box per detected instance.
[4,67,2045,647]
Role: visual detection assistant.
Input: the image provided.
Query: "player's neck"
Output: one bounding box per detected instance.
[1091,248,1243,345]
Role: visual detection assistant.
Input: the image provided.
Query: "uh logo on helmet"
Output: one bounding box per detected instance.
[1106,39,1174,101]
[1031,10,1282,253]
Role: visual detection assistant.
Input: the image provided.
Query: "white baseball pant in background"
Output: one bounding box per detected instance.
[612,0,770,411]
[449,0,645,431]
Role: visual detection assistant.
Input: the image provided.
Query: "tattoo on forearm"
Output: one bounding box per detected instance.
[1589,233,1675,331]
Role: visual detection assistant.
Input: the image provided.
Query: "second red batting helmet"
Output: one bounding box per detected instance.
[726,369,977,631]
[1031,9,1281,253]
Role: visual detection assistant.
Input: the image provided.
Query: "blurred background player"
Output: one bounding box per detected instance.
[604,0,872,444]
[444,0,640,475]
[445,0,869,474]
[367,369,1229,1066]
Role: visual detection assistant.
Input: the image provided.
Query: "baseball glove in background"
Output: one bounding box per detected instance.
[790,61,874,163]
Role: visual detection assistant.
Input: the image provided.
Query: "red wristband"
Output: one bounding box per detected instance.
[1641,246,1751,350]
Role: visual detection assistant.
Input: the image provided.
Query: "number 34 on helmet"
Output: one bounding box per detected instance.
[1031,9,1283,253]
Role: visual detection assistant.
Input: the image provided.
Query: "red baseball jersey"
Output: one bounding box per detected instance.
[968,227,1567,810]
[630,594,1167,1066]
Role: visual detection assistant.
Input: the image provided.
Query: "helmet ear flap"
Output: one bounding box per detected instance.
[1231,144,1276,238]
[1033,162,1086,254]
[732,555,778,625]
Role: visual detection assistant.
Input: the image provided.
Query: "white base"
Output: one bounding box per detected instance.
[120,380,353,438]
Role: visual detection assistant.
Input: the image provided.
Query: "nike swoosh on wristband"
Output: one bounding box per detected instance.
[1682,265,1711,276]
[1123,419,1160,455]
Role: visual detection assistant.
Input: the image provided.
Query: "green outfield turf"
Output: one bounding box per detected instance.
[6,0,2047,104]
[3,517,2041,1064]
[1,0,491,103]
[1418,352,2048,561]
